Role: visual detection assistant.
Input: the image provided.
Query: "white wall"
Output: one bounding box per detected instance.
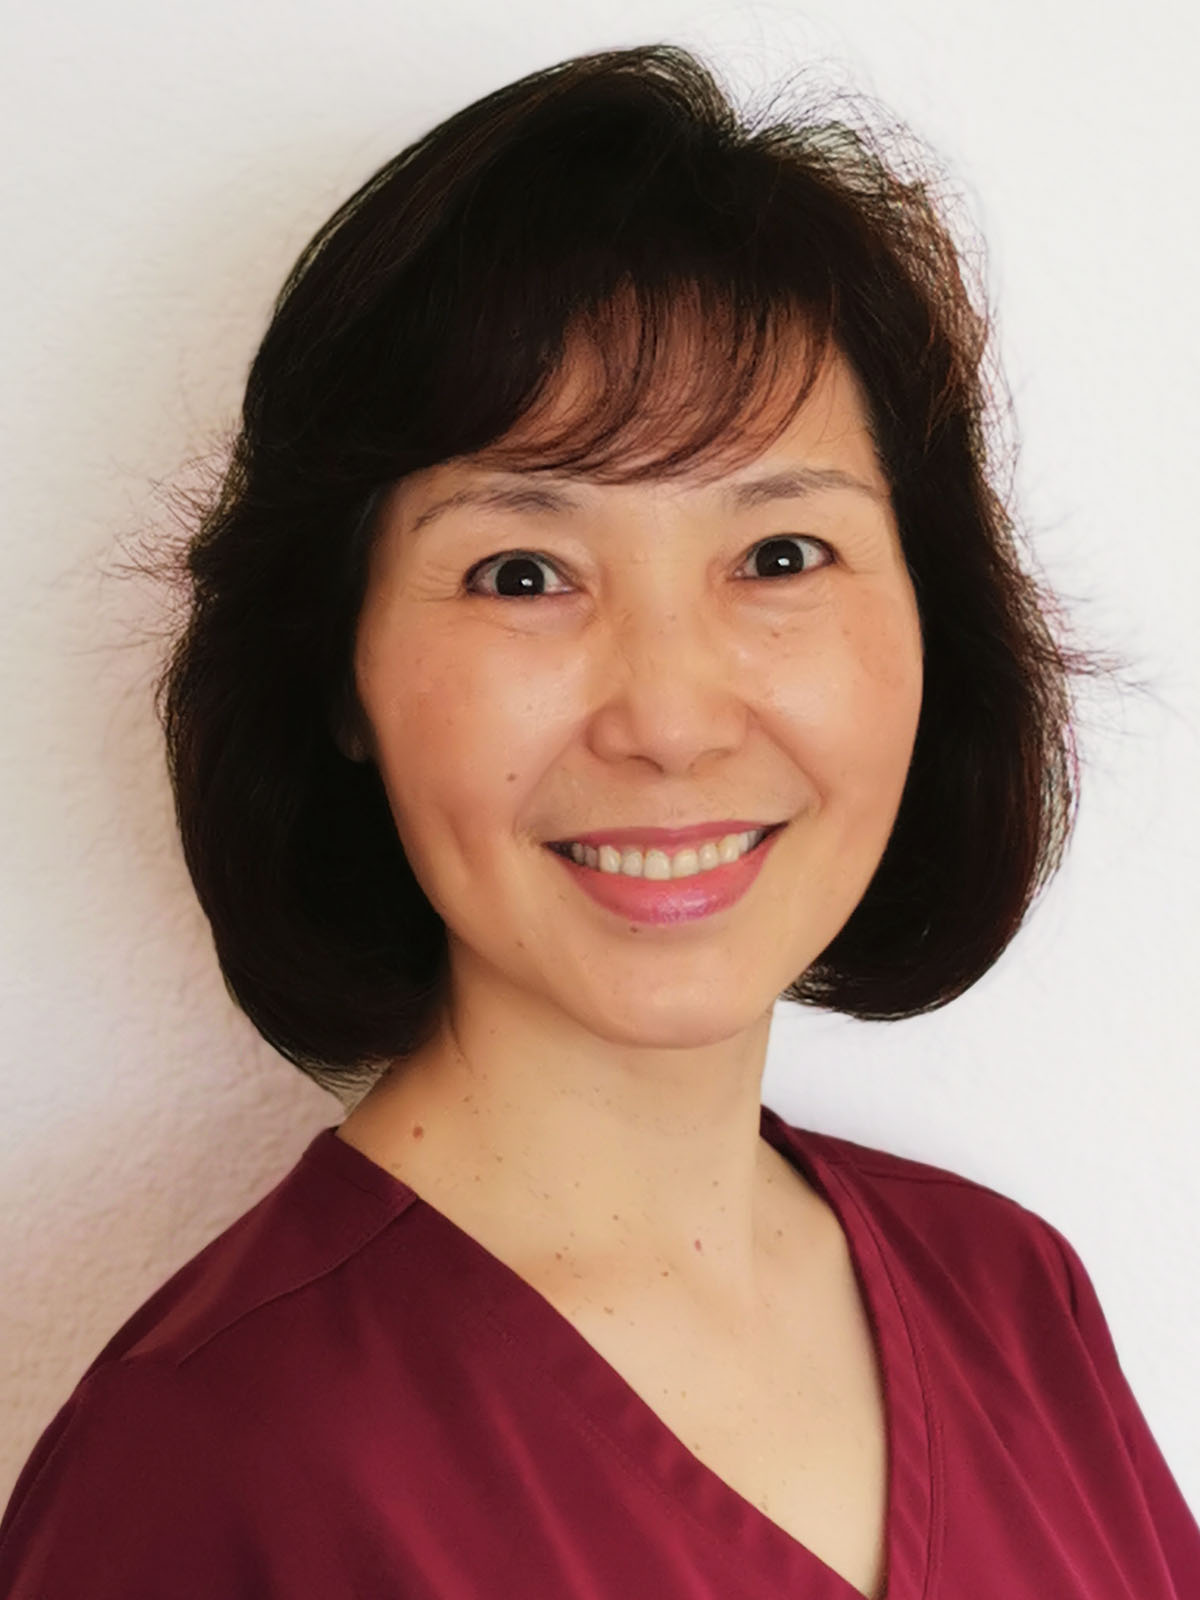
[3,0,1197,1515]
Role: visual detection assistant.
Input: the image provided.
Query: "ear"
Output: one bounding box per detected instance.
[331,693,374,764]
[334,724,372,763]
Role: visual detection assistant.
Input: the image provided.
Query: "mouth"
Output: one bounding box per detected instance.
[545,821,786,879]
[543,819,787,925]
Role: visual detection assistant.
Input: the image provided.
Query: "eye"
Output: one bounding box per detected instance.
[464,550,571,599]
[738,535,832,580]
[463,534,832,600]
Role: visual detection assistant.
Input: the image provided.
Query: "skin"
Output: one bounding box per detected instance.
[338,343,924,1321]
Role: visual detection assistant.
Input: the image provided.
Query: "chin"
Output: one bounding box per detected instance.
[557,987,772,1052]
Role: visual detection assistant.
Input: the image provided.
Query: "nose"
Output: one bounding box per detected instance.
[584,594,749,776]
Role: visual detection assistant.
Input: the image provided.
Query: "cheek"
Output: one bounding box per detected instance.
[769,589,923,815]
[850,598,924,769]
[757,593,922,942]
[357,622,569,864]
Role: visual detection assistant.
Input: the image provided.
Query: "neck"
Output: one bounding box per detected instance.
[336,973,791,1307]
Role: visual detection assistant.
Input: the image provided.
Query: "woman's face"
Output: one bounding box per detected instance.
[353,347,924,1050]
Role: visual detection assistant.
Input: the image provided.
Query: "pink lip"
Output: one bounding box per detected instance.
[546,824,784,926]
[549,820,777,850]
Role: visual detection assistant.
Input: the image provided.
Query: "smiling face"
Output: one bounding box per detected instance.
[352,344,924,1053]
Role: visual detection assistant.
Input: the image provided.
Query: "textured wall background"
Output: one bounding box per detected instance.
[3,0,1197,1514]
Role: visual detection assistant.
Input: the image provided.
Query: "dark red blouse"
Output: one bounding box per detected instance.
[2,1104,1197,1598]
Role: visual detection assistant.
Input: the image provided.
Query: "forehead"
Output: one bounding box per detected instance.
[389,345,889,534]
[491,302,876,471]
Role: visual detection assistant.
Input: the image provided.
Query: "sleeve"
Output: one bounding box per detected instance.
[0,1359,265,1599]
[1040,1218,1200,1598]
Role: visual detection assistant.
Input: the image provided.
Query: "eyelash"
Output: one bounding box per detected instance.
[463,535,834,599]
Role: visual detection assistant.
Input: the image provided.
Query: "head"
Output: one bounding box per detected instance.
[163,45,1081,1095]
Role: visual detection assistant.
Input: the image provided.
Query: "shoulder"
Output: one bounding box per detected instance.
[81,1124,418,1372]
[1,1127,435,1585]
[0,1355,254,1593]
[9,1126,428,1487]
[764,1106,1079,1315]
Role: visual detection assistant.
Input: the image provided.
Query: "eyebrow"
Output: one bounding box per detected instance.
[408,484,576,535]
[406,465,885,536]
[724,467,887,510]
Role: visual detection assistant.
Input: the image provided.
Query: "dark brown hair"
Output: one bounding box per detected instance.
[161,44,1100,1094]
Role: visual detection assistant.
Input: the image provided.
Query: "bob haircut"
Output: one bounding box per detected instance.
[161,44,1093,1094]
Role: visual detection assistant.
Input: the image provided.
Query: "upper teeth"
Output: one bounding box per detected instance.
[566,829,767,879]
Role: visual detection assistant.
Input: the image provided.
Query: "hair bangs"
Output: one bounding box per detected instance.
[464,279,837,483]
[323,82,847,489]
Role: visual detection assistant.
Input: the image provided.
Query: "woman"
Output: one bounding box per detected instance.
[1,43,1196,1600]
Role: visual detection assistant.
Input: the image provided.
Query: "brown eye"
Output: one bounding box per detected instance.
[743,535,832,579]
[465,551,570,598]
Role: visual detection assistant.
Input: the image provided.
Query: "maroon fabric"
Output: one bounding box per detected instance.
[2,1103,1197,1598]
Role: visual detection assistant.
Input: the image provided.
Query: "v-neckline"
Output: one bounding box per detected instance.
[327,1103,938,1599]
